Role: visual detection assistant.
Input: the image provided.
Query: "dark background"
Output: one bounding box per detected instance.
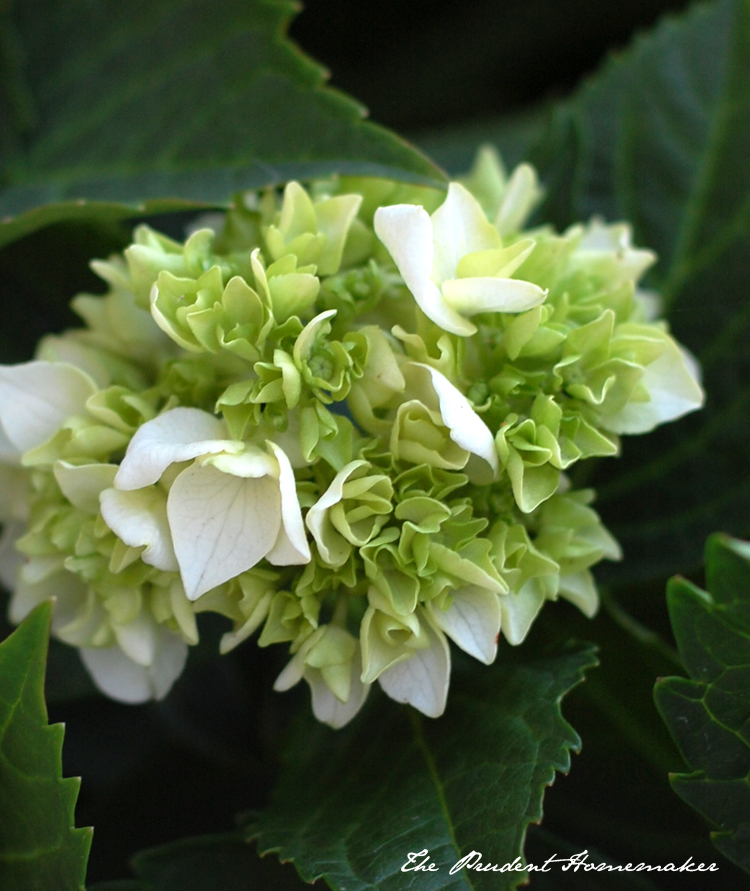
[289,0,693,133]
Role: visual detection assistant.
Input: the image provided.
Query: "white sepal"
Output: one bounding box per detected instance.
[441,276,545,315]
[264,441,310,565]
[113,610,159,667]
[499,580,546,645]
[602,340,705,434]
[430,182,500,282]
[55,462,118,514]
[429,586,501,664]
[374,183,544,336]
[558,571,600,618]
[114,407,236,490]
[0,361,97,454]
[167,463,280,600]
[308,651,370,729]
[80,626,188,703]
[413,363,499,484]
[378,613,451,718]
[100,487,179,572]
[0,520,25,591]
[374,203,475,337]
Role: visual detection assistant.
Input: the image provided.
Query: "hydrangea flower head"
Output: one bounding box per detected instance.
[0,154,704,726]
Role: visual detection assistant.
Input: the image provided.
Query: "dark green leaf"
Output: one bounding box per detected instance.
[654,533,750,874]
[0,601,91,890]
[249,641,597,891]
[521,603,731,879]
[87,833,315,891]
[530,0,750,584]
[414,105,552,179]
[524,827,663,891]
[0,0,445,248]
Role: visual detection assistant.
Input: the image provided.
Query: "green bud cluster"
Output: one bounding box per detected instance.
[0,148,703,724]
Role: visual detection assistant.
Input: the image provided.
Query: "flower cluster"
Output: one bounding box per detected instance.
[0,148,703,726]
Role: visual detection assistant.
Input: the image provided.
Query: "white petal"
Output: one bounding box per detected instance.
[113,610,159,666]
[576,220,656,281]
[603,340,705,434]
[430,587,500,664]
[54,462,118,514]
[441,276,546,315]
[419,364,499,484]
[167,463,281,600]
[54,585,107,647]
[81,645,153,703]
[378,617,450,718]
[307,653,370,729]
[273,652,305,692]
[19,554,65,585]
[374,203,434,292]
[149,629,190,699]
[0,420,20,463]
[273,627,323,691]
[494,163,543,236]
[0,361,97,454]
[204,447,277,478]
[558,571,599,618]
[264,441,310,565]
[100,487,179,571]
[418,284,478,336]
[8,569,84,626]
[374,203,477,336]
[80,626,187,703]
[36,336,113,388]
[0,520,24,590]
[219,589,272,654]
[430,183,501,283]
[115,407,235,490]
[500,580,546,645]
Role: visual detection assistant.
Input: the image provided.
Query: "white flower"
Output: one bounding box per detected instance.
[375,609,451,719]
[374,182,546,336]
[396,362,499,485]
[568,219,656,287]
[602,333,704,434]
[0,360,98,459]
[107,407,310,601]
[427,586,502,665]
[274,625,370,729]
[9,553,189,705]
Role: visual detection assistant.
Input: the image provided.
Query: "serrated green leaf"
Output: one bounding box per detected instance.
[0,601,92,890]
[654,533,750,874]
[249,642,597,891]
[0,0,445,249]
[529,0,750,584]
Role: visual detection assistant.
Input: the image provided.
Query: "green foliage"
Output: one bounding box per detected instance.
[249,642,597,891]
[0,0,444,248]
[654,534,750,874]
[529,0,750,584]
[88,833,313,890]
[0,601,91,890]
[2,0,750,886]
